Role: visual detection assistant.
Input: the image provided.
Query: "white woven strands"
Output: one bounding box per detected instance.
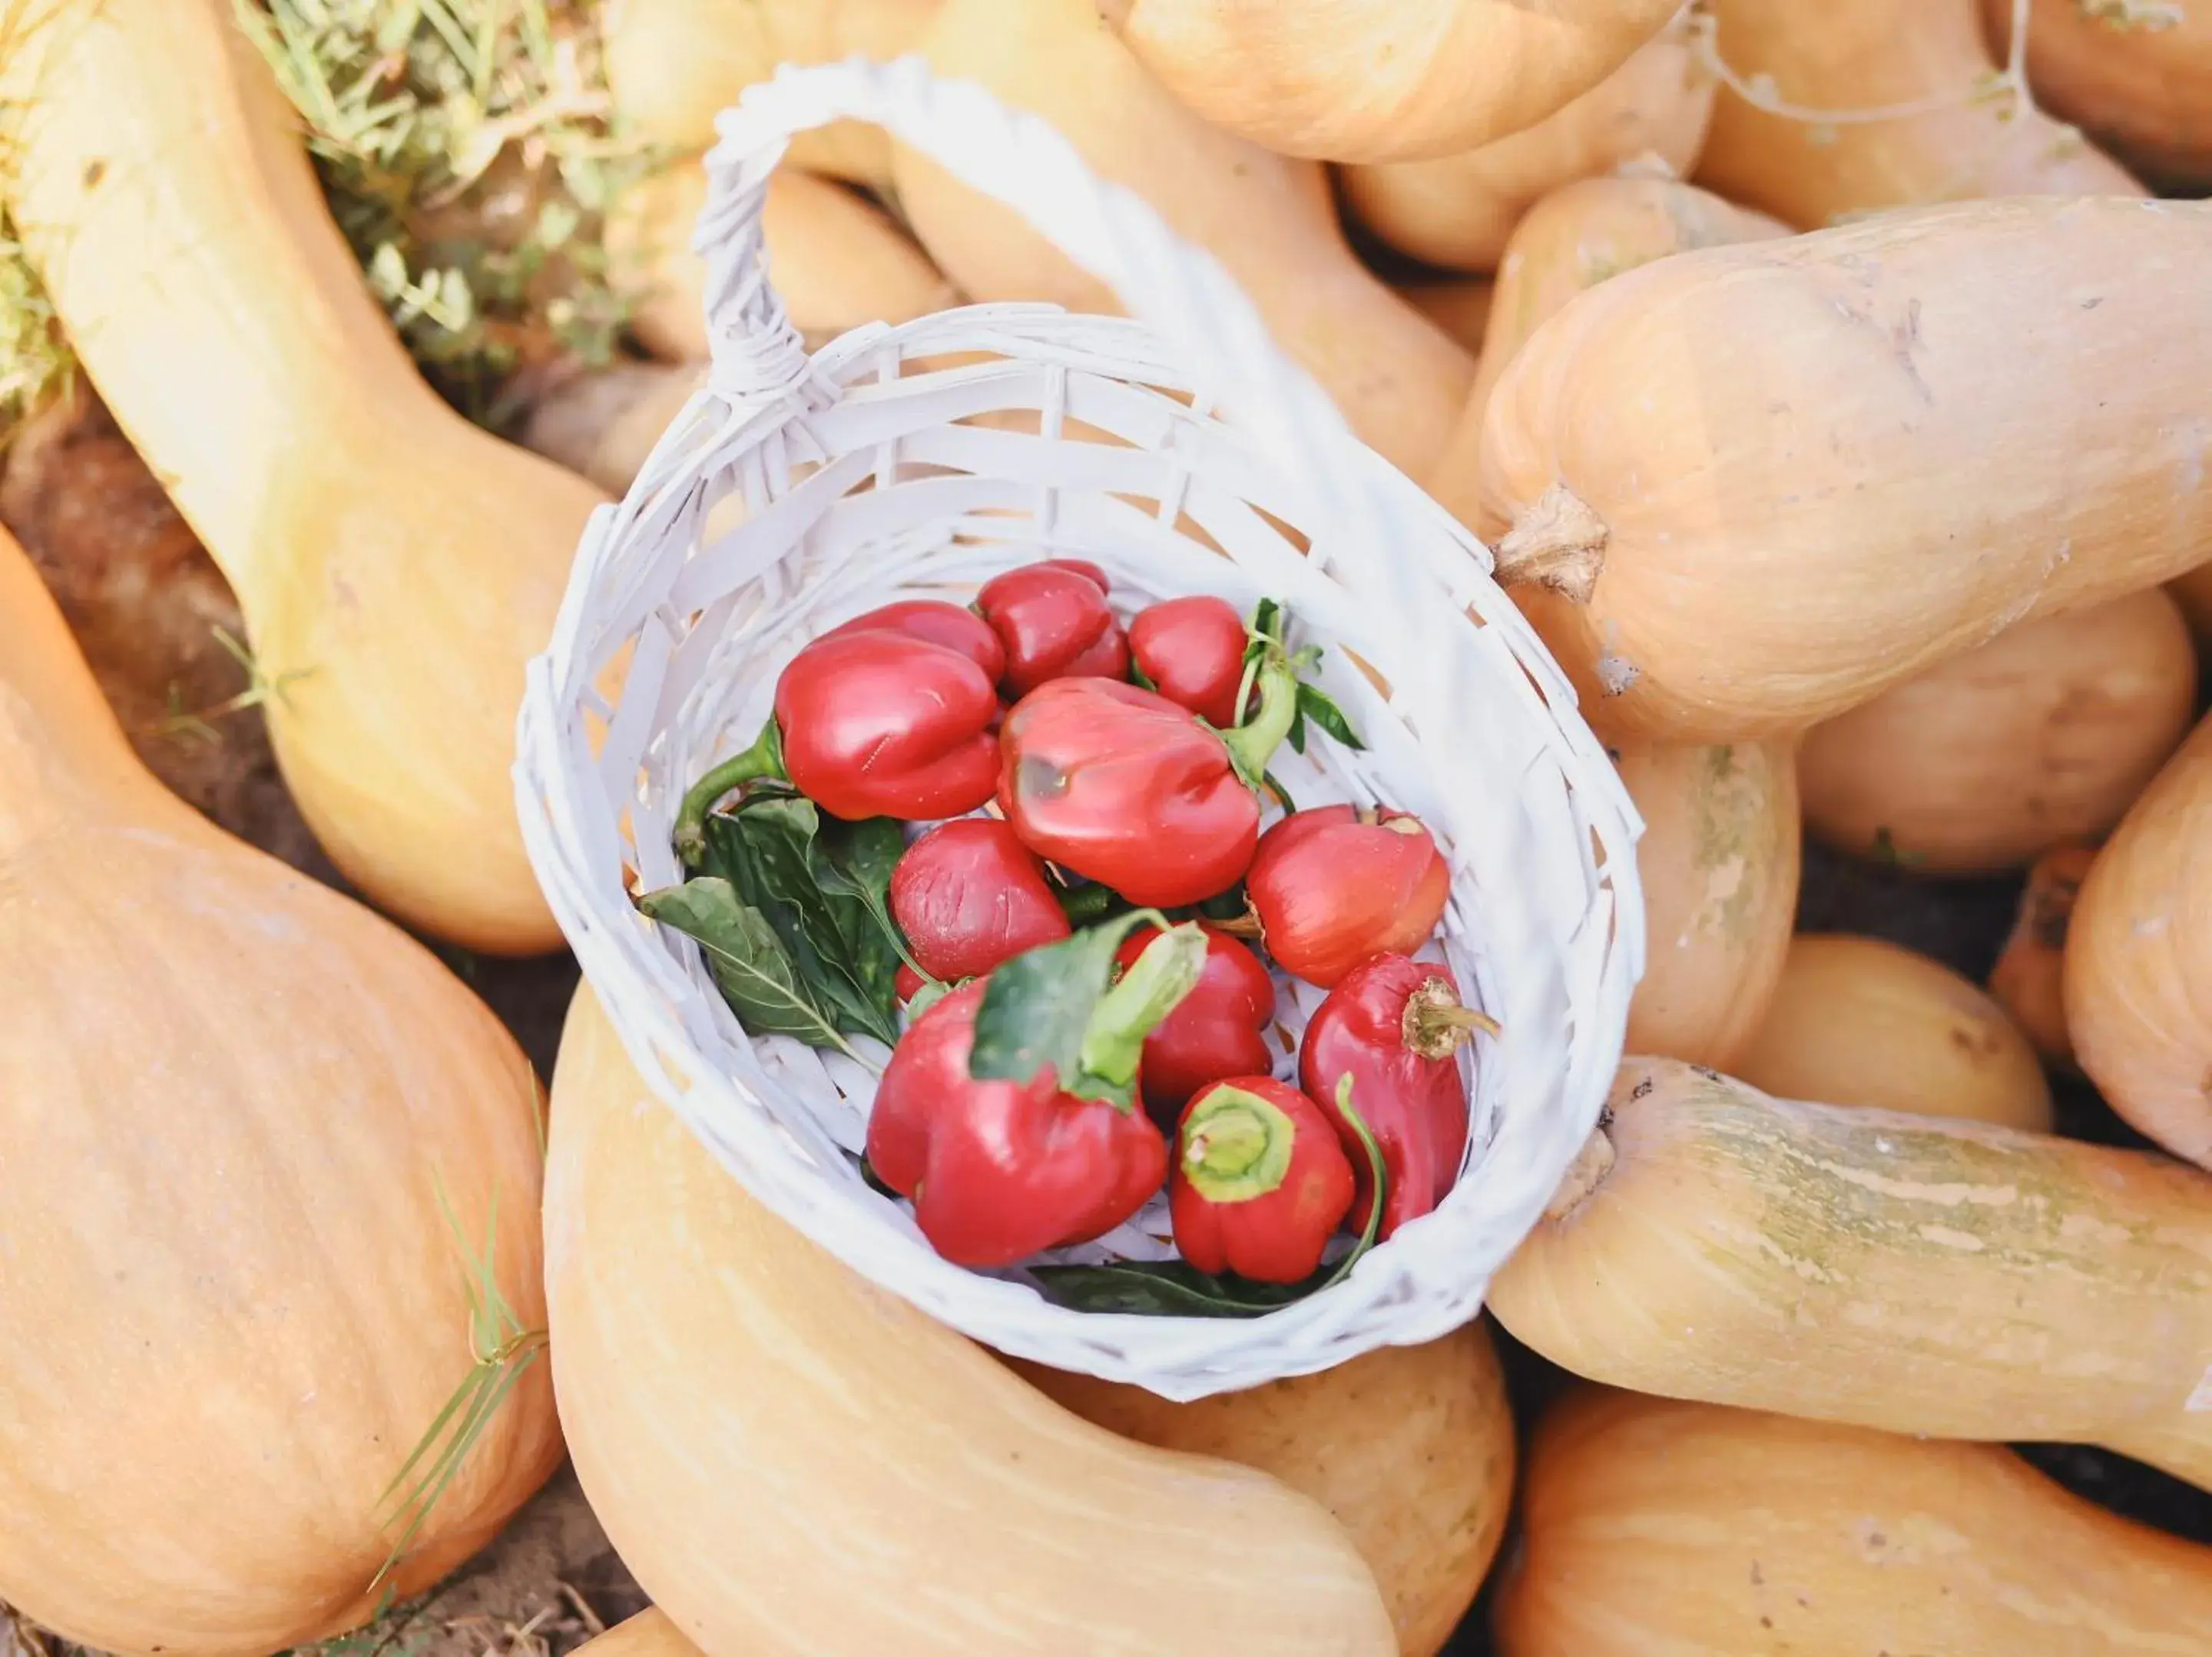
[514,56,1644,1400]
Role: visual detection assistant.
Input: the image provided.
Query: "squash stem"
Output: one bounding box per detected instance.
[1495,483,1609,604]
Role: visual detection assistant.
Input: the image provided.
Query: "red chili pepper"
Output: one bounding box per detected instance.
[1171,1077,1355,1283]
[1247,805,1451,987]
[1128,595,1250,728]
[820,599,1007,681]
[866,924,1208,1267]
[892,818,1071,982]
[998,676,1297,907]
[1116,922,1276,1115]
[1298,954,1495,1239]
[672,631,999,855]
[975,564,1130,697]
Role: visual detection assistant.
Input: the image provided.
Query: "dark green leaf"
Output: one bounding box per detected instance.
[1033,1078,1392,1318]
[1286,700,1309,756]
[636,878,852,1053]
[1295,682,1366,752]
[809,814,912,1007]
[1054,878,1128,925]
[704,805,900,1047]
[967,912,1156,1093]
[1251,597,1283,642]
[1194,884,1249,924]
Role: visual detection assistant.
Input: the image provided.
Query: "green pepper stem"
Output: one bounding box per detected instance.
[1078,920,1208,1090]
[672,720,786,866]
[1180,1084,1296,1204]
[1217,662,1300,788]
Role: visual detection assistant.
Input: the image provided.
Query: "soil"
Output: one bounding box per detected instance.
[5,400,2209,1657]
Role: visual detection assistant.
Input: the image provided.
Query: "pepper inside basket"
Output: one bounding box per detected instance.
[515,56,1642,1401]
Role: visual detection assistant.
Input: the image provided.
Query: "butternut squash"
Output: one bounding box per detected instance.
[1796,588,2198,875]
[2067,713,2212,1167]
[1733,933,2055,1131]
[1992,841,2095,1070]
[1340,18,1718,274]
[1394,278,1494,353]
[544,984,1397,1655]
[574,1611,701,1657]
[1108,0,1687,163]
[1487,1057,2212,1494]
[1698,0,2144,230]
[1498,1387,2212,1656]
[1427,173,1786,544]
[522,362,709,497]
[893,0,1475,480]
[2,0,604,953]
[1985,0,2212,192]
[0,524,559,1656]
[1617,739,1800,1070]
[613,164,959,362]
[604,0,940,184]
[1478,196,2212,746]
[2174,562,2212,643]
[1015,1323,1515,1657]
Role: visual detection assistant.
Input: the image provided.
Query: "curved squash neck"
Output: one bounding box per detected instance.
[0,532,166,852]
[2,0,436,610]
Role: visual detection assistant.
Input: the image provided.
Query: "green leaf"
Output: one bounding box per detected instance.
[704,805,900,1047]
[1031,1077,1391,1318]
[1286,700,1309,756]
[1295,683,1366,752]
[637,878,854,1055]
[1128,656,1158,693]
[968,912,1165,1098]
[1251,597,1283,643]
[808,813,914,1002]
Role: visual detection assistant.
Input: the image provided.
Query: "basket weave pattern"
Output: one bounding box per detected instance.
[515,57,1644,1399]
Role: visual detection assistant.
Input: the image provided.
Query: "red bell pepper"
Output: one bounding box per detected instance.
[1038,557,1109,594]
[975,564,1130,697]
[866,923,1209,1267]
[673,630,999,856]
[891,818,1071,982]
[1128,594,1251,728]
[1298,954,1496,1239]
[997,676,1297,907]
[819,598,1007,681]
[1247,805,1451,987]
[1116,922,1276,1114]
[1171,1077,1355,1283]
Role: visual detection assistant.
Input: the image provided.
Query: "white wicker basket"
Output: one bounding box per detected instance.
[515,55,1644,1401]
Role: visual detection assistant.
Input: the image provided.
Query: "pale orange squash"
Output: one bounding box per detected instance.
[604,0,940,183]
[2067,713,2212,1167]
[1488,1057,2212,1495]
[1394,278,1495,353]
[1478,196,2212,746]
[0,525,559,1655]
[522,362,710,497]
[1497,1387,2212,1656]
[1015,1323,1515,1657]
[1732,933,2054,1131]
[1796,588,2198,875]
[3,0,604,953]
[1340,18,1718,274]
[892,0,1476,479]
[1616,739,1800,1070]
[572,1612,701,1657]
[1426,173,1786,542]
[613,164,959,362]
[1985,0,2212,191]
[1697,0,2144,229]
[2174,563,2212,642]
[1108,0,1687,162]
[544,985,1397,1654]
[1990,841,2095,1070]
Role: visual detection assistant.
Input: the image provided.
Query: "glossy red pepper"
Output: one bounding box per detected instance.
[1038,557,1109,593]
[1129,595,1250,728]
[998,676,1296,908]
[1116,922,1276,1115]
[1171,1077,1355,1283]
[975,564,1130,697]
[819,599,1007,680]
[1247,805,1451,987]
[673,631,999,855]
[866,924,1208,1267]
[1298,954,1495,1239]
[892,818,1071,982]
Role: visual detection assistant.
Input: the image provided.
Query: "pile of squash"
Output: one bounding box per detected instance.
[2,0,2210,1652]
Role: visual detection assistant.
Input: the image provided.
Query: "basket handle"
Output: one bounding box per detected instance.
[694,55,1373,531]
